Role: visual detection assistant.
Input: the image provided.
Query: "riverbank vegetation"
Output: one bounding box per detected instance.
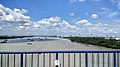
[0,35,33,39]
[64,37,120,49]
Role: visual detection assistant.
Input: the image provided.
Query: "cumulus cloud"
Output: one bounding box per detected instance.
[0,27,2,29]
[0,4,31,23]
[0,4,32,35]
[76,19,91,26]
[24,22,31,26]
[91,14,98,19]
[96,23,109,27]
[0,9,5,15]
[84,23,92,26]
[33,16,76,29]
[68,12,75,16]
[33,24,40,28]
[0,4,120,36]
[32,16,80,34]
[19,26,24,29]
[87,23,119,36]
[14,8,28,14]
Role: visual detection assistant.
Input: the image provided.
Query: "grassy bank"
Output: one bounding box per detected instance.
[64,37,120,49]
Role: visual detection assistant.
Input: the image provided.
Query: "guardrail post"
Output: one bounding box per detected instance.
[1,54,2,67]
[21,54,23,67]
[114,52,116,67]
[85,53,88,67]
[56,53,58,60]
[55,53,59,67]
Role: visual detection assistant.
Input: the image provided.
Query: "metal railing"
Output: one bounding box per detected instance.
[0,50,120,67]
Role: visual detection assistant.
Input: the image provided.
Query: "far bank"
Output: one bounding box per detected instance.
[64,37,120,49]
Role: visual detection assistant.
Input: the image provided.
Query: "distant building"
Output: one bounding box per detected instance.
[115,37,120,40]
[105,36,120,40]
[105,37,110,40]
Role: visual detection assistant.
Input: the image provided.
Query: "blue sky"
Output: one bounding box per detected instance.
[0,0,120,36]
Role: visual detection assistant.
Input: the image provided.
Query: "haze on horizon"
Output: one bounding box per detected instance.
[0,0,120,37]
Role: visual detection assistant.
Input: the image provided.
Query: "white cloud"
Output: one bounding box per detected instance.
[70,0,77,3]
[99,7,119,18]
[0,4,31,23]
[113,31,117,34]
[21,9,28,14]
[24,22,31,26]
[49,16,61,23]
[0,9,5,15]
[70,0,85,3]
[33,24,40,28]
[0,27,2,29]
[110,0,120,10]
[96,23,109,27]
[100,7,111,12]
[13,8,28,14]
[68,25,77,29]
[91,14,98,19]
[108,11,119,18]
[70,0,100,3]
[91,0,100,2]
[33,16,78,33]
[0,4,120,36]
[19,26,24,29]
[78,0,86,2]
[84,23,92,26]
[87,23,120,36]
[0,4,4,8]
[68,12,75,16]
[14,8,21,13]
[90,27,101,32]
[76,19,91,26]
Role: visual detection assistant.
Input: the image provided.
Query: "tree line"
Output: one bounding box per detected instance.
[64,37,120,49]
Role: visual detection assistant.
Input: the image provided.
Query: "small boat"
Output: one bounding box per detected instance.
[27,38,30,40]
[88,45,92,47]
[45,37,47,40]
[27,42,32,45]
[5,39,7,41]
[31,39,33,41]
[1,40,7,43]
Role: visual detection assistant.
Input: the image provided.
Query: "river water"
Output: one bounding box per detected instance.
[0,37,113,51]
[0,37,119,67]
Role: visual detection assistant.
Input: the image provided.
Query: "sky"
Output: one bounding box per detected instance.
[0,0,120,36]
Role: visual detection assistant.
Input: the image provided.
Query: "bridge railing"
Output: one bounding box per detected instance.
[0,50,120,67]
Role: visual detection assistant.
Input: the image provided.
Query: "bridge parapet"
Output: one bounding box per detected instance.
[0,50,120,67]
